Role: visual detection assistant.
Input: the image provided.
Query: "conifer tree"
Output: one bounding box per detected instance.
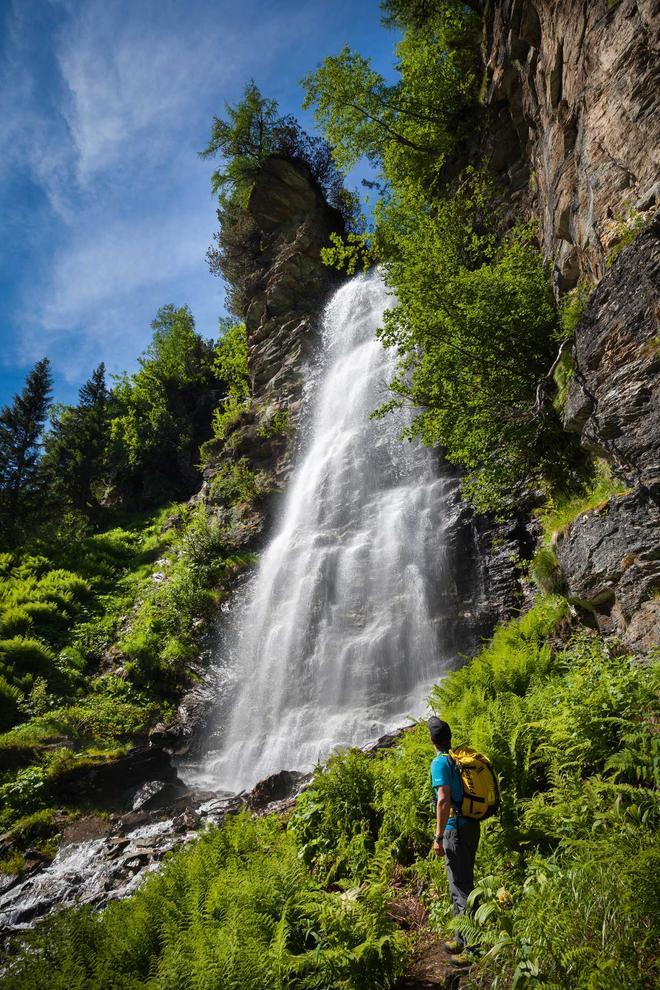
[0,358,53,543]
[43,363,109,515]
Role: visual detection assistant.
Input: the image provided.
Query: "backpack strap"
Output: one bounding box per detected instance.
[445,752,464,833]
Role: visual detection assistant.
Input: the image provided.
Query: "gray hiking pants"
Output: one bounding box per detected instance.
[443,818,480,946]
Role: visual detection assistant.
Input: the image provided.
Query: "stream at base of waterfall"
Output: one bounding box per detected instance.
[183,270,480,795]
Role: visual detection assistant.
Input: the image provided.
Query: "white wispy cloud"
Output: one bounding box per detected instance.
[0,0,355,398]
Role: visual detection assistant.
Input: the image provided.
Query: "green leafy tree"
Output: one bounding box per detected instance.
[304,5,587,512]
[374,182,575,509]
[0,359,53,544]
[42,364,109,516]
[381,0,484,30]
[201,82,282,203]
[204,319,250,449]
[108,305,220,505]
[202,80,358,218]
[302,6,480,194]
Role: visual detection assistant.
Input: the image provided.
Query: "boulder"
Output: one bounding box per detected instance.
[247,769,309,810]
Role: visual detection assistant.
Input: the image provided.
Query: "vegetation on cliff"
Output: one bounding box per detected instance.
[0,308,257,858]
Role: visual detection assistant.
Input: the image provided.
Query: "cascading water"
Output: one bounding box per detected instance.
[190,270,478,793]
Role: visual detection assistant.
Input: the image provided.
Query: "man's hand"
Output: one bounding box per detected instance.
[433,839,445,858]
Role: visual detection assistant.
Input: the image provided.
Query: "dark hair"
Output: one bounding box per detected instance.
[428,716,452,749]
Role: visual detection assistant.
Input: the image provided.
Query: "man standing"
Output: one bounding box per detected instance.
[429,716,480,966]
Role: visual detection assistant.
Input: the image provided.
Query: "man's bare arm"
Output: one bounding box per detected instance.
[433,784,451,857]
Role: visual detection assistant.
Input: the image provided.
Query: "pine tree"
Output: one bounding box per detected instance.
[0,358,53,543]
[43,363,109,515]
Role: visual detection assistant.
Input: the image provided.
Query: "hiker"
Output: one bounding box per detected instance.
[429,716,480,966]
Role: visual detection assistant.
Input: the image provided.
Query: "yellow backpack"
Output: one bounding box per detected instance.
[449,745,500,821]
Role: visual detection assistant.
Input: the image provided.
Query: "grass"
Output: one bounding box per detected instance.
[536,462,629,545]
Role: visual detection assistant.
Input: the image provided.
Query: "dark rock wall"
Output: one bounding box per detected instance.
[563,221,660,487]
[556,223,659,649]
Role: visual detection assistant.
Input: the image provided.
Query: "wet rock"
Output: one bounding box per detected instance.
[131,778,190,812]
[247,769,308,810]
[56,747,177,809]
[117,809,151,832]
[473,504,541,629]
[61,815,110,846]
[363,730,406,755]
[149,685,218,758]
[106,836,130,857]
[122,853,150,871]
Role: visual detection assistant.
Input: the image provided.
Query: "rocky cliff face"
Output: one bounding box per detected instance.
[484,0,659,650]
[197,155,344,524]
[556,222,659,649]
[563,220,659,487]
[484,0,659,291]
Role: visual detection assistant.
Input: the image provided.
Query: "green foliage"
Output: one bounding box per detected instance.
[208,459,270,505]
[3,813,408,990]
[202,80,360,223]
[529,548,565,595]
[256,407,290,439]
[0,501,242,829]
[214,319,249,400]
[0,358,53,544]
[296,599,659,990]
[207,319,250,447]
[375,202,570,510]
[558,280,591,339]
[551,343,575,414]
[115,506,253,688]
[204,83,361,317]
[305,7,589,513]
[0,764,49,820]
[293,748,381,883]
[536,462,629,545]
[302,4,481,192]
[42,364,109,518]
[321,232,374,276]
[606,207,648,267]
[108,305,220,505]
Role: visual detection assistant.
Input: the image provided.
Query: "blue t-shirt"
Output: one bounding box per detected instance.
[430,752,466,831]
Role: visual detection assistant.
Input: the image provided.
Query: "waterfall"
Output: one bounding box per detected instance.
[190,270,475,793]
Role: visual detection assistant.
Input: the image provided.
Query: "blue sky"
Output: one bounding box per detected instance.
[0,0,395,407]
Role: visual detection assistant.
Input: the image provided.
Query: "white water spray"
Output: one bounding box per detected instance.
[192,271,474,792]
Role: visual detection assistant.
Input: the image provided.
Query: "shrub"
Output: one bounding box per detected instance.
[529,547,566,594]
[557,280,591,339]
[0,636,56,681]
[0,606,33,637]
[209,458,270,505]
